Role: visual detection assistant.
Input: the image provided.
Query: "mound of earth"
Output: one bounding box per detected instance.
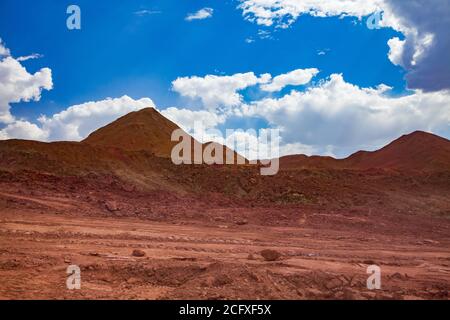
[0,110,449,300]
[346,131,450,172]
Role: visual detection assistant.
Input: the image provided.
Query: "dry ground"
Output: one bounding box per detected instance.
[1,207,449,300]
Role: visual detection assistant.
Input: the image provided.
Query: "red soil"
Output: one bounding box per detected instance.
[0,109,449,300]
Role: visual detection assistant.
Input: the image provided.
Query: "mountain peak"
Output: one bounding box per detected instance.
[397,130,446,142]
[347,131,450,171]
[83,107,181,157]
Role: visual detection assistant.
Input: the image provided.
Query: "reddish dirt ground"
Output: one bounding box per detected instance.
[1,200,449,300]
[0,110,449,300]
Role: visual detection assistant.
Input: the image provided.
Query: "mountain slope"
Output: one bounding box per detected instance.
[83,108,181,157]
[82,107,246,164]
[345,131,450,171]
[279,131,450,172]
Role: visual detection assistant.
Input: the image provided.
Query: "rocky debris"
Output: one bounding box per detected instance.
[127,277,140,284]
[212,274,232,287]
[260,249,282,262]
[423,239,439,245]
[343,288,357,300]
[104,200,119,212]
[389,272,409,281]
[132,249,146,257]
[235,219,248,226]
[325,278,343,290]
[88,252,101,257]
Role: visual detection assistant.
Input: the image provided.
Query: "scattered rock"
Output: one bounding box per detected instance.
[423,239,439,245]
[343,288,357,300]
[105,200,119,212]
[260,249,282,262]
[212,274,232,287]
[127,277,140,284]
[389,272,409,281]
[325,278,343,290]
[235,219,248,226]
[132,249,146,257]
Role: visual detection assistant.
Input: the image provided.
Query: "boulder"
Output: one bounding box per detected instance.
[132,249,146,257]
[260,249,282,261]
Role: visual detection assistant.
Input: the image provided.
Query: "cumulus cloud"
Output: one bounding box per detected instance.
[387,37,405,66]
[261,68,319,92]
[243,73,450,157]
[238,0,382,27]
[0,96,155,141]
[161,107,226,132]
[169,68,449,157]
[0,120,49,141]
[237,0,450,92]
[172,72,271,111]
[171,68,319,110]
[0,39,159,142]
[209,129,317,160]
[0,51,53,123]
[171,68,450,157]
[382,0,450,91]
[185,8,214,21]
[226,129,318,160]
[38,96,155,141]
[0,38,10,56]
[280,142,319,157]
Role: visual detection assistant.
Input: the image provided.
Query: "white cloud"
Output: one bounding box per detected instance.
[0,120,48,141]
[172,72,271,111]
[243,73,450,157]
[237,0,450,92]
[279,142,318,157]
[0,96,155,141]
[171,68,450,157]
[257,29,272,39]
[0,52,53,124]
[38,96,155,141]
[387,37,405,66]
[185,8,214,21]
[0,38,10,57]
[161,107,226,132]
[0,39,159,142]
[238,0,382,27]
[134,10,161,16]
[16,53,44,62]
[382,1,450,91]
[220,130,317,160]
[261,68,319,92]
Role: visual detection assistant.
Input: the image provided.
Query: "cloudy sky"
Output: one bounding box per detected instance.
[0,0,449,158]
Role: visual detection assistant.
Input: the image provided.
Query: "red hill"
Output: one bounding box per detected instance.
[83,108,181,157]
[345,131,450,172]
[82,108,245,163]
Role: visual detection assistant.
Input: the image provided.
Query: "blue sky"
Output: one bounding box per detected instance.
[0,0,449,158]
